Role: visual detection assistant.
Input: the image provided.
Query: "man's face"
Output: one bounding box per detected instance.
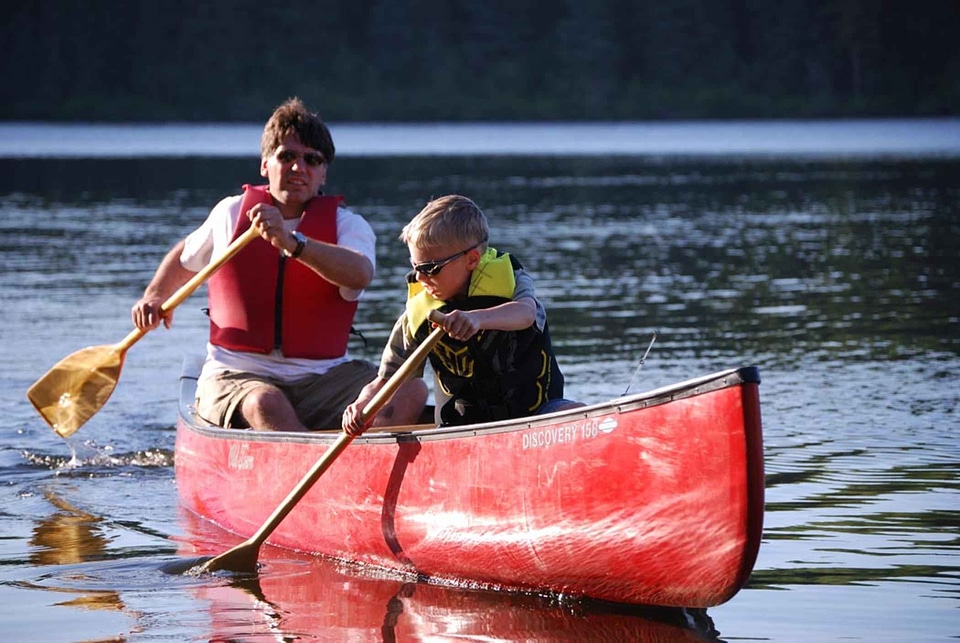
[260,134,327,211]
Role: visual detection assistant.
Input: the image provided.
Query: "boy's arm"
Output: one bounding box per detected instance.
[343,314,423,434]
[435,297,537,342]
[342,375,389,434]
[437,264,542,341]
[377,315,419,378]
[512,268,546,331]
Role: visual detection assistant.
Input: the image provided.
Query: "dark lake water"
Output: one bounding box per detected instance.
[1,121,958,641]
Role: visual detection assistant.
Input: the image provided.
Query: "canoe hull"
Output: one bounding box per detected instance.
[176,363,763,607]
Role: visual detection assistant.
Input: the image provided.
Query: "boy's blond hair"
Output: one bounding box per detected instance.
[400,195,490,250]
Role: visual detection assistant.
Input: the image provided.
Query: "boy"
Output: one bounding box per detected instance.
[343,195,579,434]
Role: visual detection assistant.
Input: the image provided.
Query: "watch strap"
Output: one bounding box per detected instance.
[285,231,307,259]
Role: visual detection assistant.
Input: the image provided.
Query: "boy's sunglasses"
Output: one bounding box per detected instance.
[275,149,325,167]
[412,240,486,277]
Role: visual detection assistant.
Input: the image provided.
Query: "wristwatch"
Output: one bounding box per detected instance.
[283,231,307,259]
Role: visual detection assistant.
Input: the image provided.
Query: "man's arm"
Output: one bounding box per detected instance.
[132,239,196,330]
[282,236,374,291]
[249,203,375,292]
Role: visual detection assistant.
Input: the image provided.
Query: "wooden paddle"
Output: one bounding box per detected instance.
[197,316,445,575]
[27,226,261,438]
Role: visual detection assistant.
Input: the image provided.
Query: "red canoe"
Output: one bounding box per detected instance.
[175,359,764,608]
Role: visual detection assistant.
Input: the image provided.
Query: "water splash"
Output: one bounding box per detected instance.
[21,444,174,471]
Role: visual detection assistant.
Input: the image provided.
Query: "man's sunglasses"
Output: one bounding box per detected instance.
[412,240,486,277]
[275,149,325,167]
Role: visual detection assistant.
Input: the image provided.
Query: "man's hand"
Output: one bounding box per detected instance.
[247,203,295,253]
[132,296,172,330]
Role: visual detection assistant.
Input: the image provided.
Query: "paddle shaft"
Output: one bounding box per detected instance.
[231,320,446,553]
[117,226,261,352]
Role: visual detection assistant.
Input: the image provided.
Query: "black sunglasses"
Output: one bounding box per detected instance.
[276,149,325,167]
[412,240,485,277]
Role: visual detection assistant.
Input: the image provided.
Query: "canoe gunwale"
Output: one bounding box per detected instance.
[178,355,760,445]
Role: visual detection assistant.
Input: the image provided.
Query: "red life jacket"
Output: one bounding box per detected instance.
[207,184,358,359]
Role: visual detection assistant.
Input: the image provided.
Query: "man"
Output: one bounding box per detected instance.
[132,97,426,431]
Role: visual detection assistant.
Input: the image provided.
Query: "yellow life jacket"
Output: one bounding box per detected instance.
[404,248,564,426]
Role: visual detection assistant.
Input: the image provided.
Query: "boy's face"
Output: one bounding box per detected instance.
[409,241,482,301]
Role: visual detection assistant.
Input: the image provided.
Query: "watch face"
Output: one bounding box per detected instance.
[286,231,306,258]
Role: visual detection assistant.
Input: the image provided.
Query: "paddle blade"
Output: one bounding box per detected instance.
[27,344,126,438]
[196,543,259,575]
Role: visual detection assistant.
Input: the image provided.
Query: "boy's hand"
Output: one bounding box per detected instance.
[341,397,368,436]
[433,309,480,341]
[342,378,387,436]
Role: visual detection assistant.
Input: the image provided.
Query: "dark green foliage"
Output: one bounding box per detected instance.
[2,0,956,121]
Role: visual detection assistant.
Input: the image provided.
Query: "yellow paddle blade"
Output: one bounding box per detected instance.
[26,344,126,438]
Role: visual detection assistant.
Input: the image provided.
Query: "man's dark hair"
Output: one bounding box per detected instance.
[260,97,335,164]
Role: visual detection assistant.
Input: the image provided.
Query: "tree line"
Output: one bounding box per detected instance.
[3,0,957,122]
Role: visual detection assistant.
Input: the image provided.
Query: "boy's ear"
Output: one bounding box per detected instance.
[465,248,482,270]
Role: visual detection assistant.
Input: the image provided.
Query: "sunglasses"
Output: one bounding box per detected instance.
[411,241,485,277]
[275,149,325,167]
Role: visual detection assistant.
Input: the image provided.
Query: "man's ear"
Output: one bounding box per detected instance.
[260,157,269,177]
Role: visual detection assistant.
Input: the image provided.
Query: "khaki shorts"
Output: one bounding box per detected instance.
[195,360,378,430]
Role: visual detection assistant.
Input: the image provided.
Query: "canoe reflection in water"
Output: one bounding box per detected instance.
[178,521,721,642]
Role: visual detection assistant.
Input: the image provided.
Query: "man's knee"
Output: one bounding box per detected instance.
[239,384,292,424]
[402,378,429,411]
[241,384,278,406]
